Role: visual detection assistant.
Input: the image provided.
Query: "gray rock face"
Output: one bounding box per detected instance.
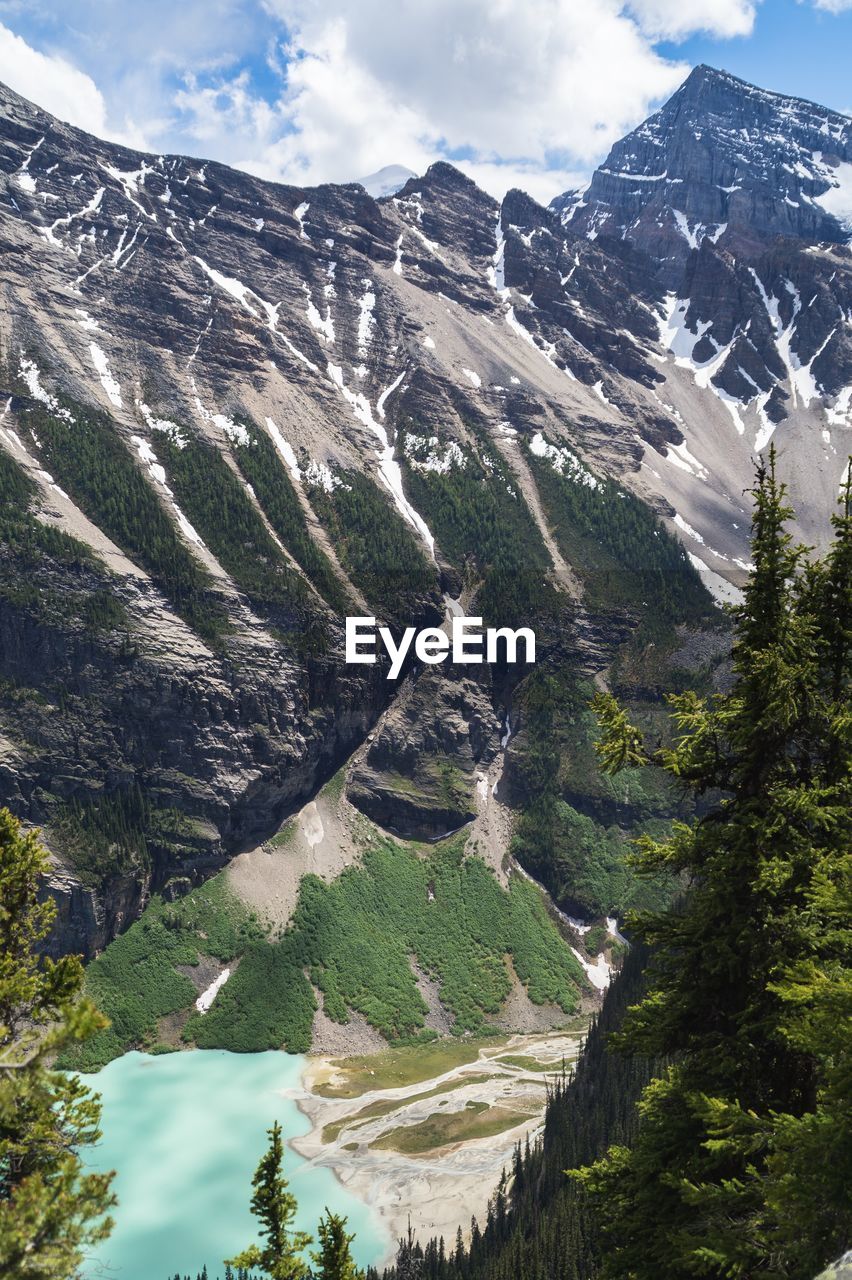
[0,65,849,955]
[347,666,501,840]
[553,63,852,494]
[569,65,852,272]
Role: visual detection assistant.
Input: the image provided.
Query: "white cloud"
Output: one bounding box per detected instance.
[228,0,765,194]
[808,0,852,11]
[165,0,696,197]
[0,0,774,201]
[0,22,146,147]
[263,0,689,171]
[188,20,443,185]
[627,0,757,40]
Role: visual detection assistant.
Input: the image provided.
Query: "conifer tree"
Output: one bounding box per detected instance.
[225,1121,311,1280]
[394,1220,424,1280]
[577,451,852,1278]
[453,1226,465,1269]
[312,1210,362,1280]
[0,808,116,1279]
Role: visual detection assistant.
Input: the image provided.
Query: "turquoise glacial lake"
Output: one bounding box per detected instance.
[79,1050,390,1280]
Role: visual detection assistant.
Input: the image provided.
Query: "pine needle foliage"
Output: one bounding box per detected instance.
[577,450,852,1278]
[312,1210,364,1280]
[0,808,116,1279]
[225,1121,312,1280]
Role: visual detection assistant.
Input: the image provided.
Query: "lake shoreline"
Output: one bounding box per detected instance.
[79,1048,391,1280]
[76,1028,587,1279]
[291,1026,588,1263]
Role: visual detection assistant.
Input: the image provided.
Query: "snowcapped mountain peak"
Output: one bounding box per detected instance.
[356,164,417,199]
[566,63,852,265]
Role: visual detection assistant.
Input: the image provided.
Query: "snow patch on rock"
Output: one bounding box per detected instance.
[357,279,376,356]
[266,417,301,481]
[305,459,343,493]
[304,285,335,344]
[403,434,466,475]
[89,344,122,408]
[327,363,435,556]
[570,947,611,991]
[131,430,204,545]
[18,358,75,424]
[813,157,852,232]
[293,201,310,239]
[530,432,598,488]
[137,401,187,449]
[195,969,231,1013]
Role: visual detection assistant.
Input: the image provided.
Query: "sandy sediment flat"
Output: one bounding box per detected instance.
[287,1028,586,1262]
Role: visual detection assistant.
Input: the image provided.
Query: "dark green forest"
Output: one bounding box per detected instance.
[526,439,712,633]
[304,465,437,621]
[228,421,352,614]
[16,398,228,642]
[399,425,558,626]
[156,429,310,622]
[507,666,680,918]
[0,445,127,630]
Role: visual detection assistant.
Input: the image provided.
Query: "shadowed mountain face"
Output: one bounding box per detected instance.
[568,64,852,264]
[0,67,849,952]
[554,64,852,492]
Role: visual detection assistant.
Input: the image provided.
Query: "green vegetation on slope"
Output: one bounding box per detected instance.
[187,934,319,1056]
[0,447,130,631]
[190,835,585,1054]
[228,421,352,614]
[0,448,94,569]
[304,466,436,621]
[73,835,586,1067]
[526,442,712,634]
[60,875,262,1071]
[156,431,310,620]
[511,795,671,919]
[17,400,227,643]
[399,429,556,627]
[509,669,676,918]
[52,784,197,890]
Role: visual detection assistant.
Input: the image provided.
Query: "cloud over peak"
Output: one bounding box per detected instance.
[0,0,839,201]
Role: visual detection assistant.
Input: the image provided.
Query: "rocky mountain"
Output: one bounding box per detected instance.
[558,64,852,567]
[0,66,849,956]
[569,64,852,258]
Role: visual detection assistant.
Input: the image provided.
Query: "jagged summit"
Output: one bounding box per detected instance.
[566,62,852,268]
[677,62,849,120]
[0,65,850,960]
[398,160,488,197]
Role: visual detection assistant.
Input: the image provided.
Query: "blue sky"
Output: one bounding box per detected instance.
[660,0,852,112]
[0,1,848,202]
